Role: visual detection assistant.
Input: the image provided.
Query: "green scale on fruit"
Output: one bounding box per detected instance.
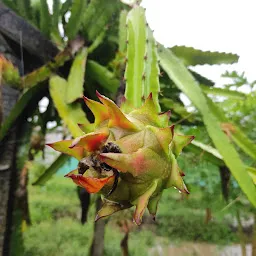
[47,91,194,225]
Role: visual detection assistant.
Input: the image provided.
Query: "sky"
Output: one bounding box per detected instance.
[141,0,256,86]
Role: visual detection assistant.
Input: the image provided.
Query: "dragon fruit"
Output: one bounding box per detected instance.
[47,91,194,225]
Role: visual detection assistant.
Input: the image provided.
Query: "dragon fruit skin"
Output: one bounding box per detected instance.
[47,91,194,225]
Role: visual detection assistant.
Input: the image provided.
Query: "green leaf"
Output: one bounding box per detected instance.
[170,45,239,66]
[33,154,70,185]
[65,0,87,40]
[49,75,91,137]
[247,167,256,185]
[206,97,256,160]
[158,45,256,206]
[0,84,44,141]
[86,60,119,93]
[51,0,62,43]
[187,140,224,166]
[124,6,147,107]
[200,84,246,99]
[66,48,87,103]
[40,0,51,37]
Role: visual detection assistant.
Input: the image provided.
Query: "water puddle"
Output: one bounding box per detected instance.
[149,242,252,256]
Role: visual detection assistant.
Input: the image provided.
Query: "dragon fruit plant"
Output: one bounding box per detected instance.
[47,6,194,225]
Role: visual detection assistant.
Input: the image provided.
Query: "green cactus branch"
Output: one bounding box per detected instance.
[49,75,91,137]
[170,45,239,66]
[86,60,119,93]
[23,39,84,88]
[144,29,160,111]
[66,47,88,103]
[65,0,87,40]
[0,56,21,89]
[87,29,106,54]
[82,0,122,42]
[200,84,246,99]
[124,6,161,110]
[118,10,128,53]
[124,6,147,108]
[39,0,51,37]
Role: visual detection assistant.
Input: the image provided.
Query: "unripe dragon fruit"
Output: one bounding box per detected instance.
[47,91,194,225]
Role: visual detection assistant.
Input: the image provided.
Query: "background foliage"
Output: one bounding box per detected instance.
[0,0,255,255]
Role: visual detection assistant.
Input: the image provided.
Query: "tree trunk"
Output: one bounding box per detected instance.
[121,233,129,256]
[236,210,246,256]
[205,207,212,224]
[15,162,31,226]
[0,85,19,256]
[89,197,106,256]
[252,213,256,256]
[219,166,231,202]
